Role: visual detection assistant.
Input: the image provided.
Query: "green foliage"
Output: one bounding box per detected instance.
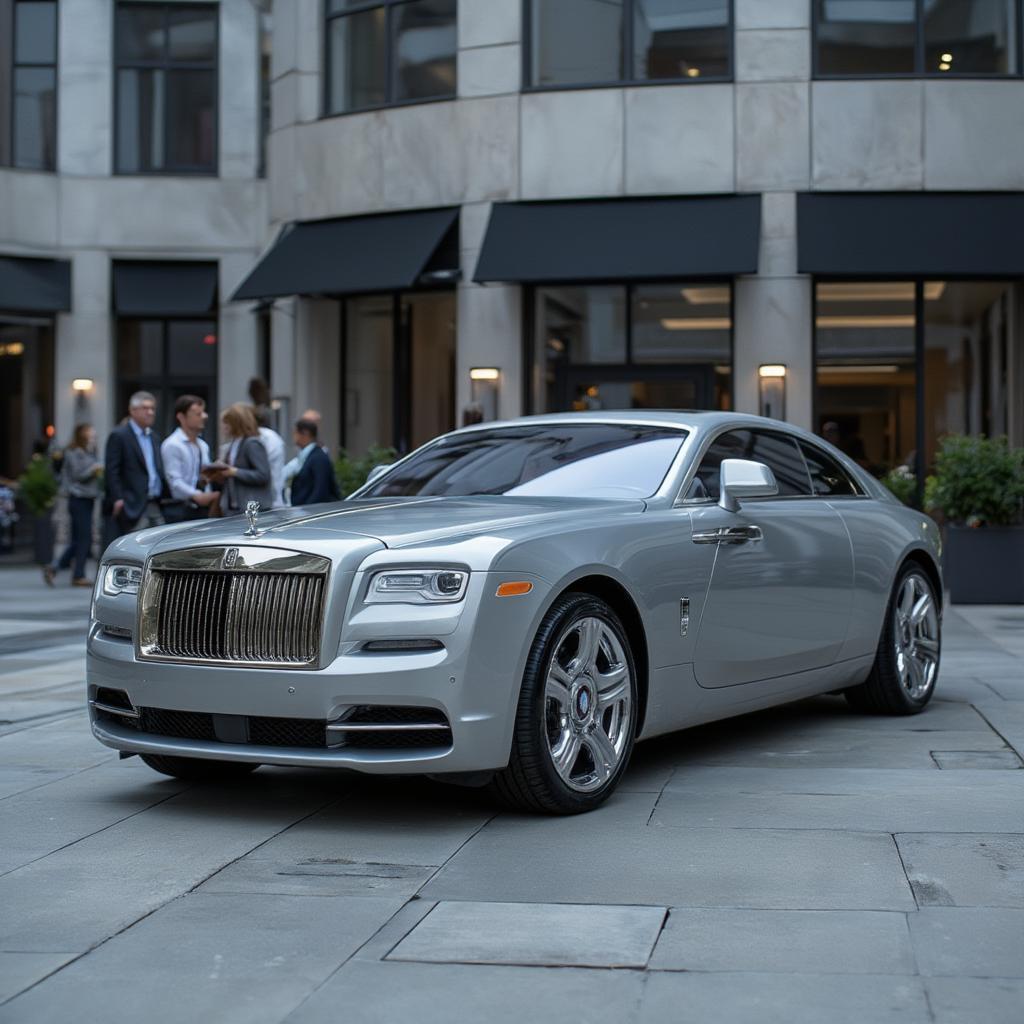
[881,466,917,507]
[17,454,58,517]
[334,444,398,498]
[924,435,1024,527]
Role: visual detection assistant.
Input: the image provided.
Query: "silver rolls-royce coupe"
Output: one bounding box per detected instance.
[88,412,942,813]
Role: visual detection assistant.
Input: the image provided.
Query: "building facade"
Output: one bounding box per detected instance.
[0,0,267,478]
[2,0,1023,491]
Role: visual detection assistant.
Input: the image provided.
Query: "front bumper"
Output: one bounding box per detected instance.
[86,573,548,775]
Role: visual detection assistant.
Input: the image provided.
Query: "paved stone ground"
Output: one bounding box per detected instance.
[0,565,1021,1023]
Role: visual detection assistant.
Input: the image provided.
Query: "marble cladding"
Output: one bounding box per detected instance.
[624,85,735,195]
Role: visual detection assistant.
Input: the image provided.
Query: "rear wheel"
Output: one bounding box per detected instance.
[845,564,941,715]
[491,593,637,814]
[140,754,260,781]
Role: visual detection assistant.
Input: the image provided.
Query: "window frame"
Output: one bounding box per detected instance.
[1,0,59,171]
[113,0,220,176]
[322,0,458,118]
[812,0,1024,81]
[522,0,735,93]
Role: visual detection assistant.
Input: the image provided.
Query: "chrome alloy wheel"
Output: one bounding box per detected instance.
[893,572,940,700]
[544,616,633,793]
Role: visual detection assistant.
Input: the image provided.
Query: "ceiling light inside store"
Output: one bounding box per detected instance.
[686,67,700,77]
[818,365,901,375]
[680,287,730,305]
[816,282,945,302]
[939,61,951,71]
[661,317,732,330]
[941,52,953,62]
[816,315,915,328]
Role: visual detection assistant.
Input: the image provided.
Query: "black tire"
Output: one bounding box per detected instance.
[845,562,941,715]
[140,754,260,781]
[490,592,638,814]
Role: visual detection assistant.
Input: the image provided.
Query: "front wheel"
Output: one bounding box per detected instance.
[140,754,260,781]
[845,564,941,715]
[491,592,637,814]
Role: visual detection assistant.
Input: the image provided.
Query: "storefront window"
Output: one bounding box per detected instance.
[816,0,1020,77]
[814,279,1020,488]
[531,281,732,414]
[0,319,54,478]
[117,318,218,437]
[343,290,454,456]
[528,0,731,87]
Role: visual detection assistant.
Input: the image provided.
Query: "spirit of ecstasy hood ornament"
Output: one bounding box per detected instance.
[243,501,261,537]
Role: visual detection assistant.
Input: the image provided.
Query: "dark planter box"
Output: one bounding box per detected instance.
[944,524,1024,604]
[32,515,54,566]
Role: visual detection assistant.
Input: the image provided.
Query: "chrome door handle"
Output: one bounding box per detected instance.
[692,525,763,545]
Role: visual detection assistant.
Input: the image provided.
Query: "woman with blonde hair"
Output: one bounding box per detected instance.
[207,403,273,514]
[45,423,102,586]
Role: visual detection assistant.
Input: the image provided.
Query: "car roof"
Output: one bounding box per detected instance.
[453,409,798,438]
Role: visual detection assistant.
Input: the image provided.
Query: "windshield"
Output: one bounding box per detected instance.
[360,423,688,500]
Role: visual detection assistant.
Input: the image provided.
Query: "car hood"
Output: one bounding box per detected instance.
[123,495,645,558]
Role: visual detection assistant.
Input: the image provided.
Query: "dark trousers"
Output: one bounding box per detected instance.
[54,496,95,580]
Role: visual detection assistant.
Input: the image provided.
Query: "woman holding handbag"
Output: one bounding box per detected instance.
[206,403,274,515]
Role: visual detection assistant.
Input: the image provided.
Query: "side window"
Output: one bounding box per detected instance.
[690,430,752,501]
[800,441,861,496]
[748,431,811,497]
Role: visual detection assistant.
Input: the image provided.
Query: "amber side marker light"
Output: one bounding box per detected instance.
[496,581,533,597]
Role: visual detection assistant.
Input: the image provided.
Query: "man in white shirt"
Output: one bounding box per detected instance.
[254,406,287,508]
[161,395,218,522]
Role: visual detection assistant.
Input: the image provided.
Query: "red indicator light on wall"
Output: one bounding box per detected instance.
[45,424,55,438]
[203,334,217,346]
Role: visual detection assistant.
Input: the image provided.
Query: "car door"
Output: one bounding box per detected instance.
[688,429,855,688]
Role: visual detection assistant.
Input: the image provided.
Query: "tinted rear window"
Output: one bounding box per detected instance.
[800,441,861,496]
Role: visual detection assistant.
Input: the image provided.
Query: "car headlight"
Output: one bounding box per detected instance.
[366,568,469,604]
[102,564,144,597]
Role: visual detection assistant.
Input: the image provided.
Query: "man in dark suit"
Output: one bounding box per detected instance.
[104,391,169,536]
[288,419,339,506]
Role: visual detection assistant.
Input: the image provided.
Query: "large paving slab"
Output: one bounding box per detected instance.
[925,976,1024,1024]
[420,816,915,910]
[0,777,336,951]
[0,952,76,1005]
[636,971,931,1024]
[896,833,1024,908]
[649,908,915,975]
[973,701,1024,759]
[286,959,648,1024]
[0,893,404,1023]
[387,900,666,968]
[651,767,1024,833]
[908,908,1024,977]
[0,760,186,875]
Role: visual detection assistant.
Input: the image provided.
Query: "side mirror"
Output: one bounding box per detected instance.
[365,464,392,485]
[719,458,778,512]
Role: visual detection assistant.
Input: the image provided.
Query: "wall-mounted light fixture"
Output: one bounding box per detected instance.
[71,378,94,393]
[469,367,500,421]
[758,364,786,421]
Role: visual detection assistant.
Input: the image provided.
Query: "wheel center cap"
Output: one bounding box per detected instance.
[571,680,595,726]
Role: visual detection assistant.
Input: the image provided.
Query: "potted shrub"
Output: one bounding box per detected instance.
[334,444,398,498]
[17,454,58,565]
[925,435,1024,604]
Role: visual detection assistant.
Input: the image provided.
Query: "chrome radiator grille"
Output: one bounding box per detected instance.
[138,547,330,667]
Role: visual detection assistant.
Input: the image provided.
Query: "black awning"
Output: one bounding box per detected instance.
[112,261,218,316]
[232,207,460,301]
[0,255,71,314]
[473,196,761,283]
[798,193,1024,277]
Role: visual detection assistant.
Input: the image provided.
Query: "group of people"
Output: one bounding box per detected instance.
[44,389,340,588]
